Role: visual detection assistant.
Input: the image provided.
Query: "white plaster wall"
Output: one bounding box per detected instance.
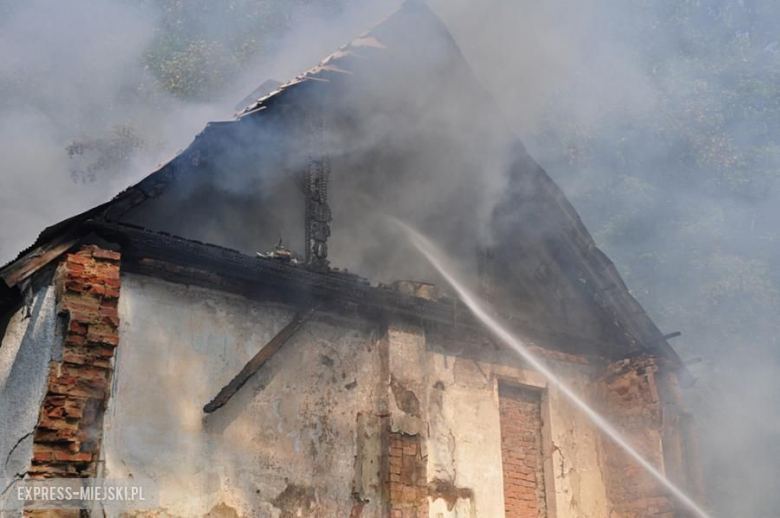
[100,272,611,517]
[103,273,382,517]
[542,365,610,518]
[426,355,610,518]
[426,354,506,518]
[387,322,428,437]
[0,286,58,505]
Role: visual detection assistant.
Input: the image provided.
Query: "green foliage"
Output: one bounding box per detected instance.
[67,125,146,184]
[139,0,354,100]
[532,0,780,334]
[529,2,780,511]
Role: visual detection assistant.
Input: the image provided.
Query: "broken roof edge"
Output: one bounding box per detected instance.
[0,0,488,282]
[521,151,691,383]
[82,220,646,363]
[0,117,239,282]
[236,0,489,119]
[0,214,693,386]
[0,0,399,281]
[234,4,403,118]
[0,0,693,384]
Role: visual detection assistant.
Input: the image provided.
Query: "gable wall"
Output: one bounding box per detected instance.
[102,272,616,518]
[0,269,695,517]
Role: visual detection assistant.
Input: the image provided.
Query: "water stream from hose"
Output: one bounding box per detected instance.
[394,219,712,518]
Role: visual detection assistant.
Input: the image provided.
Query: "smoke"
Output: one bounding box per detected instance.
[0,0,225,263]
[1,0,778,515]
[398,217,711,518]
[428,1,779,515]
[0,0,398,264]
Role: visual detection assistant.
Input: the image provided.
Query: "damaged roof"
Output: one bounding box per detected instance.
[0,0,688,380]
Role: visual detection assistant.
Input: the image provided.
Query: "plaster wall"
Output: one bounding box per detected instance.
[0,286,59,501]
[424,352,610,518]
[98,272,614,518]
[103,273,383,517]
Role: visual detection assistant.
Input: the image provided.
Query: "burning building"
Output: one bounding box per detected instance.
[0,1,703,517]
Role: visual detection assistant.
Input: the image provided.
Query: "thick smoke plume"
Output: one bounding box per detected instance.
[0,0,397,264]
[1,0,777,516]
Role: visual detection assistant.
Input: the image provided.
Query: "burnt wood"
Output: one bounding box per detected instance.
[203,306,317,413]
[1,233,77,288]
[85,222,642,362]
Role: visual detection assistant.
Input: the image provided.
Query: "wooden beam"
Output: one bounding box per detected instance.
[1,234,77,287]
[646,331,682,345]
[203,305,316,413]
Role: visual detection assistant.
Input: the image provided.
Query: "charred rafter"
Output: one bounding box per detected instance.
[203,305,316,413]
[302,99,332,271]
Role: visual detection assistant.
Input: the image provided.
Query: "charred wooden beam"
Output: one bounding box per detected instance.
[203,305,317,413]
[1,233,78,288]
[303,99,332,271]
[84,222,664,362]
[647,331,682,345]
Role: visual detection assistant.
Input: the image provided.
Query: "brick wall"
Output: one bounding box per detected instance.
[498,384,547,518]
[597,356,676,518]
[387,432,427,518]
[27,245,121,479]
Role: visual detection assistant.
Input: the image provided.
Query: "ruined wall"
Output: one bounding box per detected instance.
[1,244,122,510]
[27,245,122,479]
[381,321,612,518]
[103,273,384,517]
[595,356,695,518]
[2,269,690,518]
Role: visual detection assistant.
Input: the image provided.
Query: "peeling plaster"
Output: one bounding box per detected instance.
[101,274,382,517]
[0,286,59,501]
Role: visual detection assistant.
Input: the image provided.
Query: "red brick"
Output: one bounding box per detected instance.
[32,452,54,463]
[69,321,88,335]
[86,331,119,347]
[92,248,121,261]
[99,306,118,318]
[30,244,122,480]
[65,333,85,346]
[87,284,106,296]
[64,280,85,292]
[499,385,546,518]
[597,357,677,516]
[67,254,91,265]
[66,262,85,274]
[387,432,427,514]
[53,451,92,463]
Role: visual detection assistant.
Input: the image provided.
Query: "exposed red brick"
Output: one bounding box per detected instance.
[596,357,678,518]
[68,321,88,335]
[65,262,85,273]
[91,248,121,261]
[386,432,427,517]
[499,384,547,518]
[64,333,85,346]
[26,244,121,480]
[66,254,91,265]
[64,279,84,293]
[62,346,113,369]
[53,451,92,463]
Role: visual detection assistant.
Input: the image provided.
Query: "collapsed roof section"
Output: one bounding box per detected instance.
[0,0,687,377]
